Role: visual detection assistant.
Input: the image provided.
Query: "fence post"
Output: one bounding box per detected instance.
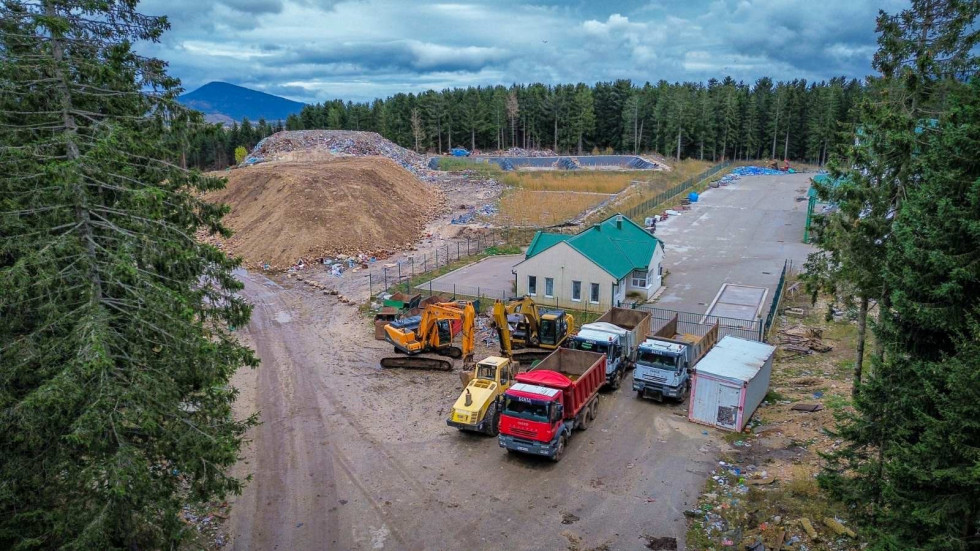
[411,256,415,277]
[368,273,372,297]
[457,242,460,259]
[397,262,401,286]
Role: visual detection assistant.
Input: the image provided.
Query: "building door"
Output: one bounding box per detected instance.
[715,384,741,430]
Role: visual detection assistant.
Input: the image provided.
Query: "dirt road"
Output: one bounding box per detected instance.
[226,271,721,550]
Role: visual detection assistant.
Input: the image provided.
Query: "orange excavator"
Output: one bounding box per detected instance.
[381,301,476,371]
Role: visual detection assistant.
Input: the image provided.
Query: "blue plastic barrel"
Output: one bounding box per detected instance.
[688,192,699,203]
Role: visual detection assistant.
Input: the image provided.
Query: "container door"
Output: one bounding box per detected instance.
[715,385,741,430]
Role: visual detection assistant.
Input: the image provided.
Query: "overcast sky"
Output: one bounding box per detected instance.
[138,0,909,104]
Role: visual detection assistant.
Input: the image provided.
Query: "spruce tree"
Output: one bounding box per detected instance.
[0,1,257,548]
[815,1,980,548]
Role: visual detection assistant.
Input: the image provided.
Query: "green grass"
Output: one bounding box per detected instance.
[825,393,851,411]
[765,389,788,402]
[484,244,521,255]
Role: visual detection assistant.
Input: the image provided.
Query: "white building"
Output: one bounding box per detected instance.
[513,214,665,310]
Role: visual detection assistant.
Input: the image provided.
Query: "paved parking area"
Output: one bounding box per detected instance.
[418,254,520,298]
[653,172,815,317]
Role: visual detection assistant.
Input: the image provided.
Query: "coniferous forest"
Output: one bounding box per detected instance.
[186,77,864,169]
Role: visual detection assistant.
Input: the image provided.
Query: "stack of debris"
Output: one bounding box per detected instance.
[488,147,557,157]
[243,130,430,178]
[778,326,832,357]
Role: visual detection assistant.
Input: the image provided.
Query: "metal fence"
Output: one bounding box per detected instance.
[762,260,792,339]
[635,305,766,342]
[368,231,510,297]
[619,161,733,223]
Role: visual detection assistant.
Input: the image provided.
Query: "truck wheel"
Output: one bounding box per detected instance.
[580,408,591,431]
[484,403,499,436]
[552,434,567,462]
[590,399,598,421]
[609,371,622,390]
[678,381,691,403]
[636,389,644,399]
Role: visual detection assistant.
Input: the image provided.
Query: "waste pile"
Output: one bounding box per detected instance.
[243,130,429,178]
[709,165,785,188]
[731,166,785,177]
[486,147,557,157]
[688,459,858,550]
[451,204,498,224]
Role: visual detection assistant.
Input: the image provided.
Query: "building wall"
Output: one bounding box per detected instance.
[625,244,665,301]
[514,242,620,310]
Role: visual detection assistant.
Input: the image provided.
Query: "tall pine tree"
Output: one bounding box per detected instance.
[0,1,257,548]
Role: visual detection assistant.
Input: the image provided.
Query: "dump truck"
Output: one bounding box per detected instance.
[498,349,605,462]
[565,307,651,389]
[447,356,517,436]
[633,315,719,402]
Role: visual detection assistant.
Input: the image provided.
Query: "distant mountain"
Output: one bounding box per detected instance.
[178,81,305,123]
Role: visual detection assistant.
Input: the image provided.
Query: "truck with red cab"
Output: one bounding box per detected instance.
[497,349,605,461]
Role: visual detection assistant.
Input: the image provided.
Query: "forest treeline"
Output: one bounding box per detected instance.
[186,77,864,170]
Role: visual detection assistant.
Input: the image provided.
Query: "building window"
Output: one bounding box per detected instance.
[590,283,600,303]
[631,270,648,288]
[571,280,582,301]
[545,277,554,298]
[528,275,537,296]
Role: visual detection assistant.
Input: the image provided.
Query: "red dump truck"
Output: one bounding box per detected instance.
[497,349,605,461]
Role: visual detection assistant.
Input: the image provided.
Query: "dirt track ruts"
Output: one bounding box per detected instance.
[227,271,723,550]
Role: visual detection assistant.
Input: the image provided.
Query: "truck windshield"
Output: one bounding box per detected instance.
[503,396,550,423]
[539,319,557,345]
[637,350,679,370]
[569,338,609,356]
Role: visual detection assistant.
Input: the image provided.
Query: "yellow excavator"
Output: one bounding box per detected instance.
[492,297,574,364]
[447,356,516,436]
[381,301,475,371]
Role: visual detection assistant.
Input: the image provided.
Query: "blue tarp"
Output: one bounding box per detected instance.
[730,166,784,176]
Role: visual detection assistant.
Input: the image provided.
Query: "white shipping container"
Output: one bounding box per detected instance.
[688,336,776,432]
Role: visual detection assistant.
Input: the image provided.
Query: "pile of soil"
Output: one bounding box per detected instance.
[206,156,443,269]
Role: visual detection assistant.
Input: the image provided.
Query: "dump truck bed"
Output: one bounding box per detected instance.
[517,349,605,419]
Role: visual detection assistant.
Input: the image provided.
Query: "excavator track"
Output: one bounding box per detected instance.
[509,349,554,365]
[380,355,454,371]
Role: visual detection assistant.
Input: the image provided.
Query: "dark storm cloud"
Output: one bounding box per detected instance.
[219,0,284,14]
[135,0,911,103]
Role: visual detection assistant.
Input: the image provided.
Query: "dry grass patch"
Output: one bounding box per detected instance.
[610,159,713,213]
[496,190,610,226]
[501,171,645,194]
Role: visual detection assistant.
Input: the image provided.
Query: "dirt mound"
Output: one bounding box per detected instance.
[206,156,442,269]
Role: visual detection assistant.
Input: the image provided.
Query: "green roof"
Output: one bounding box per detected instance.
[525,232,571,258]
[523,215,662,280]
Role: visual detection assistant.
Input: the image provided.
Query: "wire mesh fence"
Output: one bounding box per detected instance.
[620,161,733,223]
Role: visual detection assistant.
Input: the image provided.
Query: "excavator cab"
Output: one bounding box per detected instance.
[538,310,570,348]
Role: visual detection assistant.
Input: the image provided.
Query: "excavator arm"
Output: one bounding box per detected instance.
[492,300,513,357]
[382,301,475,370]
